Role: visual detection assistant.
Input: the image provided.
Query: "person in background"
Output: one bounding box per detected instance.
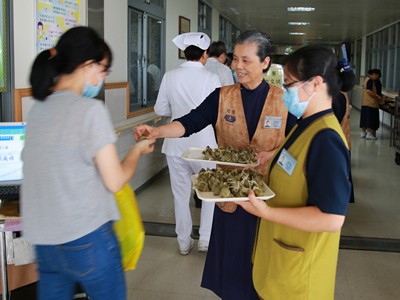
[22,26,155,300]
[154,32,221,255]
[237,45,352,300]
[332,58,356,148]
[135,30,293,299]
[224,52,237,83]
[205,41,235,86]
[360,68,383,140]
[147,59,161,100]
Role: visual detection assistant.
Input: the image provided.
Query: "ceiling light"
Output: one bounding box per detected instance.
[288,22,310,26]
[289,32,306,35]
[287,7,315,12]
[230,7,240,15]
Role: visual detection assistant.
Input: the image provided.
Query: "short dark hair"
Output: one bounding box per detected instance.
[30,26,112,101]
[208,41,227,57]
[184,45,205,61]
[368,68,382,78]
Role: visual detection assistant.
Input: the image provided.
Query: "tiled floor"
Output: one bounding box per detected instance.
[131,108,400,300]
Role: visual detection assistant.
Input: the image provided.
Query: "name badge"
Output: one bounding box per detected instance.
[277,149,297,176]
[263,116,282,129]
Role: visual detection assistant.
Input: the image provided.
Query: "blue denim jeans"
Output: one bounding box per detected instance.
[35,222,126,300]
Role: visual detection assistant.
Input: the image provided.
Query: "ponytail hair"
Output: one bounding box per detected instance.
[30,26,113,101]
[30,49,58,100]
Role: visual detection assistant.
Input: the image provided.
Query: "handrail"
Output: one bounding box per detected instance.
[115,116,162,135]
[14,82,131,122]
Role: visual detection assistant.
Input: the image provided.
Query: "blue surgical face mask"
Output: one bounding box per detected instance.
[283,81,315,119]
[82,64,104,98]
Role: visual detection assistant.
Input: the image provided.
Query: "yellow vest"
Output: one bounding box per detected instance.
[362,77,379,108]
[253,113,348,300]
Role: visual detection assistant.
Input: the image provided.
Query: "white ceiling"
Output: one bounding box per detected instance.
[206,0,400,46]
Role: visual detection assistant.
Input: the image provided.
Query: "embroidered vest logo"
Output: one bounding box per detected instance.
[224,108,236,123]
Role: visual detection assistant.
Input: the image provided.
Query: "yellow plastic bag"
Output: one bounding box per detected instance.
[113,184,145,270]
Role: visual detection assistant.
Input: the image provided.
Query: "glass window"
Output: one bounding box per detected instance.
[219,15,239,52]
[389,24,396,45]
[147,0,164,8]
[383,28,389,45]
[398,23,400,46]
[367,35,373,51]
[355,39,362,81]
[364,22,400,92]
[146,16,162,103]
[380,49,388,87]
[396,46,400,91]
[128,1,165,116]
[387,47,395,90]
[198,1,212,39]
[231,24,240,48]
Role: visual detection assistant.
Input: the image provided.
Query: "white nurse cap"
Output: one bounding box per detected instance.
[172,32,210,51]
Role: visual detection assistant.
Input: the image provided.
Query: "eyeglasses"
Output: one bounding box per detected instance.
[97,62,111,75]
[282,80,301,91]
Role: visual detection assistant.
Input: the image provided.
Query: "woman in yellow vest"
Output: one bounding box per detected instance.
[237,46,352,300]
[135,30,295,299]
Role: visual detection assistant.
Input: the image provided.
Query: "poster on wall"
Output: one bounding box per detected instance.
[264,63,284,90]
[35,0,80,54]
[0,0,6,92]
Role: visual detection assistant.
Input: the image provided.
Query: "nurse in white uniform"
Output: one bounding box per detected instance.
[154,32,221,254]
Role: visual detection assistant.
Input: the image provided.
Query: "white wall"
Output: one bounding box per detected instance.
[164,0,223,71]
[165,0,199,71]
[104,0,127,83]
[13,1,35,88]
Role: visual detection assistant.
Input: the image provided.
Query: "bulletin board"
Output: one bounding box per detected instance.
[35,0,81,53]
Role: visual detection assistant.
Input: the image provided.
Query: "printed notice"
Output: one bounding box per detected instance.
[35,0,80,53]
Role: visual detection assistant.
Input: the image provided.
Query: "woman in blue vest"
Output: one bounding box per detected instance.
[237,45,352,300]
